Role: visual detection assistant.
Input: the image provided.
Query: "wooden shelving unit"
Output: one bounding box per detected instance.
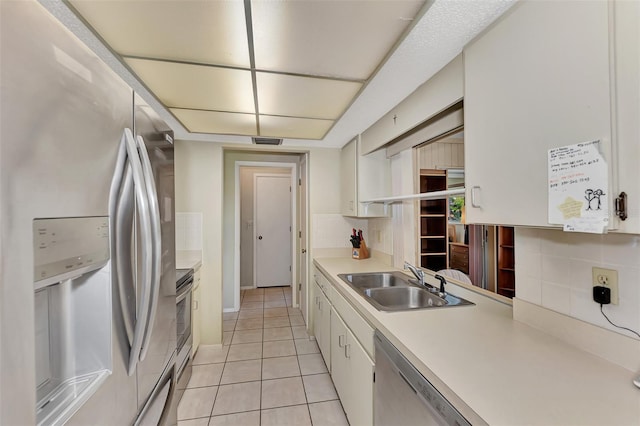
[497,226,515,298]
[419,169,448,271]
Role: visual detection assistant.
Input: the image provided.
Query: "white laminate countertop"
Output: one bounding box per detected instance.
[314,256,640,426]
[176,250,202,271]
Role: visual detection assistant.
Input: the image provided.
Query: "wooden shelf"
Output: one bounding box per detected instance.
[420,214,446,218]
[500,245,514,248]
[497,226,515,299]
[420,252,447,256]
[419,170,448,272]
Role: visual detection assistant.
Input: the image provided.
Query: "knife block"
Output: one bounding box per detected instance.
[352,240,370,260]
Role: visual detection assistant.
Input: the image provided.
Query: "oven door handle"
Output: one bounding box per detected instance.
[177,280,194,302]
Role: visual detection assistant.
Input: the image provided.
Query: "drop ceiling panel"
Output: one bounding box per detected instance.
[69,0,250,67]
[251,0,425,80]
[171,109,257,136]
[260,115,333,139]
[126,58,255,113]
[257,73,362,120]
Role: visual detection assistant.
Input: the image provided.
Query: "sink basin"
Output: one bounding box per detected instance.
[338,271,411,290]
[364,287,447,311]
[337,271,474,311]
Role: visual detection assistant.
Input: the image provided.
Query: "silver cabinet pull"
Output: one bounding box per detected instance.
[338,334,346,348]
[344,343,351,359]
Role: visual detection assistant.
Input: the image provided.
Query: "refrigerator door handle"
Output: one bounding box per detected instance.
[136,135,162,361]
[124,129,153,376]
[109,132,135,344]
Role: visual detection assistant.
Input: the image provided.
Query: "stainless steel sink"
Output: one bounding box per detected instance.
[339,271,411,290]
[337,271,474,311]
[365,287,447,310]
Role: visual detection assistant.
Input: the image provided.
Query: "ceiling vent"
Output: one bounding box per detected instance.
[252,137,283,145]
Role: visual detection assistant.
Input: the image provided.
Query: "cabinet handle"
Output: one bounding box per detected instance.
[315,296,319,306]
[319,300,322,312]
[344,343,351,359]
[338,334,346,348]
[471,186,481,208]
[193,300,199,310]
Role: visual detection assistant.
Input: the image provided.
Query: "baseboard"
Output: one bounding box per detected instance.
[513,298,640,372]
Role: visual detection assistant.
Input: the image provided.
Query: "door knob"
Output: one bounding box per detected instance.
[302,249,307,254]
[258,235,263,240]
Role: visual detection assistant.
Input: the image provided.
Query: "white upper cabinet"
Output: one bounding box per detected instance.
[611,0,640,233]
[340,135,390,217]
[361,55,463,155]
[464,0,614,228]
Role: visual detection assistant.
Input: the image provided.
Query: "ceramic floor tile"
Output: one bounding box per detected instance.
[220,359,262,385]
[226,342,262,362]
[223,332,233,346]
[187,363,225,388]
[212,381,261,416]
[223,320,236,332]
[289,315,305,326]
[209,410,260,426]
[263,317,290,328]
[264,293,285,301]
[231,329,263,344]
[264,287,285,294]
[302,373,338,403]
[243,288,264,295]
[298,353,328,375]
[264,307,289,318]
[294,339,319,355]
[235,318,264,331]
[263,340,296,358]
[243,294,265,302]
[177,386,218,420]
[238,309,264,320]
[193,346,228,365]
[241,301,264,310]
[261,377,307,409]
[223,312,239,321]
[264,299,287,308]
[261,404,312,426]
[291,326,309,339]
[178,418,210,426]
[262,356,300,380]
[308,400,349,426]
[287,307,302,315]
[263,327,293,342]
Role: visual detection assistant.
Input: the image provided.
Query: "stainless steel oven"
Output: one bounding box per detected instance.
[175,269,193,388]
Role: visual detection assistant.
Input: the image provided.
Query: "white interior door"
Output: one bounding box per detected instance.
[255,175,292,287]
[299,156,308,323]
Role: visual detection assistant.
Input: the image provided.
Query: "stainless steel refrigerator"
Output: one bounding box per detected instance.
[0,1,177,424]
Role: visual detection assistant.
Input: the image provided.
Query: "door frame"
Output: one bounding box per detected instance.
[234,161,297,311]
[252,172,293,288]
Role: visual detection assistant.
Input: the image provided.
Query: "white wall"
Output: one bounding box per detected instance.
[174,140,224,345]
[312,214,368,249]
[175,212,202,251]
[515,228,640,338]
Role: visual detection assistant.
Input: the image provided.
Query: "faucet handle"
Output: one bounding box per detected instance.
[434,274,447,293]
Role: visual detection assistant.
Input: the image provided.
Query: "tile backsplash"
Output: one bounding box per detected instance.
[176,212,203,251]
[516,228,640,338]
[312,214,368,249]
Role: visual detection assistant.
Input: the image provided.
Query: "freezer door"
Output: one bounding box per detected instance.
[0,1,137,424]
[134,96,177,412]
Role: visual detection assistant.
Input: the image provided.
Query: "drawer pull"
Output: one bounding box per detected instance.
[338,334,346,348]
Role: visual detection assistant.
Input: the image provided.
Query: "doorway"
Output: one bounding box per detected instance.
[254,173,292,287]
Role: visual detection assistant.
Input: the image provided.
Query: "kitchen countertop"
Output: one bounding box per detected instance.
[314,256,640,425]
[176,250,202,271]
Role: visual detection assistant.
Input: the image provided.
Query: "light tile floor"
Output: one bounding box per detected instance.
[178,286,350,426]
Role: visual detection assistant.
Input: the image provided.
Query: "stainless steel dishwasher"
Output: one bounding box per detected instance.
[374,331,471,426]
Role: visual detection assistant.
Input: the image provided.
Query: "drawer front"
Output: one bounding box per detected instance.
[330,284,375,358]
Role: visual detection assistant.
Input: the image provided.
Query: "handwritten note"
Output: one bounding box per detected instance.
[548,141,608,234]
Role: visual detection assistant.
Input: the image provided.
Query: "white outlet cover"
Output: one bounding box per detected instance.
[592,267,619,305]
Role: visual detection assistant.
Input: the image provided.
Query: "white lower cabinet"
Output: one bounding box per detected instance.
[312,281,331,370]
[192,267,202,356]
[330,309,374,426]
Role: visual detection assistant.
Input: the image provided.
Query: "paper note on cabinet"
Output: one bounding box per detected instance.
[548,140,608,233]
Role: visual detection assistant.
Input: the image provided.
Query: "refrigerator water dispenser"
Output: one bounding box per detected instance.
[33,217,112,426]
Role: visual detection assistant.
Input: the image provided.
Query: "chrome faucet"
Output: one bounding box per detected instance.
[403,262,425,287]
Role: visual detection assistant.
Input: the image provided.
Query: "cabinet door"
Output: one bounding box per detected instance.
[330,310,373,426]
[464,0,612,227]
[612,0,640,233]
[330,309,350,409]
[192,285,201,356]
[340,138,357,216]
[317,289,331,370]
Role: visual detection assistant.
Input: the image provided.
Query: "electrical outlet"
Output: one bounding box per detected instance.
[592,267,619,305]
